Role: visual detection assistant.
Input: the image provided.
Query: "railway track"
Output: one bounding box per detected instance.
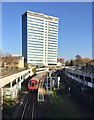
[18,91,38,119]
[18,72,47,119]
[70,92,93,118]
[59,72,94,118]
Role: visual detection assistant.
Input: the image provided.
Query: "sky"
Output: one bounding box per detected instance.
[2,2,92,61]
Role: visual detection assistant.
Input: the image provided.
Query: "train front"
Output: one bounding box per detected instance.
[28,79,39,91]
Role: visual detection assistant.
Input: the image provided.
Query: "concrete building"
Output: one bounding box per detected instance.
[22,11,59,66]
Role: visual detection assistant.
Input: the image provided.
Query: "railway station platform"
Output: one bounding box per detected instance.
[38,85,46,102]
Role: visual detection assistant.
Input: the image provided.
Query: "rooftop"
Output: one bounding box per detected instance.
[22,10,59,21]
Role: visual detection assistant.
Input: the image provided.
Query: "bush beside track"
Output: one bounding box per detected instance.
[38,83,80,118]
[2,76,31,118]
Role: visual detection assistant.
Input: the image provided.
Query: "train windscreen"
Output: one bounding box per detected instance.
[35,81,37,88]
[32,82,34,87]
[29,81,31,87]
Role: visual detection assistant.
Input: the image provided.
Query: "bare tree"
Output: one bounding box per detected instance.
[75,55,81,59]
[65,60,70,66]
[2,55,18,70]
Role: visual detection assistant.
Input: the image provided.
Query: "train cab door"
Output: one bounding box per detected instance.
[31,81,35,88]
[28,81,31,89]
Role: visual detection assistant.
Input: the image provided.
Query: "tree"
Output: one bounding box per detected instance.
[83,58,91,63]
[75,55,85,66]
[86,63,91,67]
[90,59,94,66]
[57,58,64,64]
[75,58,84,66]
[2,55,18,70]
[75,55,81,59]
[60,58,64,64]
[69,60,76,66]
[57,58,60,62]
[3,55,17,65]
[65,60,70,66]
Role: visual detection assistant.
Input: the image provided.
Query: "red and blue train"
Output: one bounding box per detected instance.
[28,72,46,91]
[28,79,39,91]
[28,75,40,91]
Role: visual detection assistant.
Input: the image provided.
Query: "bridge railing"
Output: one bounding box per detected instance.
[36,68,49,74]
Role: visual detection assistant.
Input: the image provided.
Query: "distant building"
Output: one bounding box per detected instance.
[12,55,24,68]
[2,55,24,69]
[22,11,59,66]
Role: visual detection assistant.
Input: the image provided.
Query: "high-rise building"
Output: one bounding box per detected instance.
[22,11,59,65]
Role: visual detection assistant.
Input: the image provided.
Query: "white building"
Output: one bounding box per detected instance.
[22,11,59,66]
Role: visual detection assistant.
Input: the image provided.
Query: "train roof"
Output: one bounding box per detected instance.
[30,72,46,81]
[31,76,40,81]
[29,79,38,81]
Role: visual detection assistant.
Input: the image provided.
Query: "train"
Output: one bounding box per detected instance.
[28,79,39,91]
[28,72,47,91]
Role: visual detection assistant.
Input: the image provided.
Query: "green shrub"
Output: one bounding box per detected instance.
[11,66,14,70]
[3,97,17,115]
[5,66,8,71]
[17,90,23,97]
[25,66,28,69]
[15,67,18,69]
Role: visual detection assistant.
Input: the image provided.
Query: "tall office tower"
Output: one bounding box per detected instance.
[22,11,59,65]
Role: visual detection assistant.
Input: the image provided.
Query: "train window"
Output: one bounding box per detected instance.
[76,74,78,78]
[29,81,31,87]
[70,73,72,75]
[80,75,83,79]
[35,81,37,87]
[85,77,91,82]
[32,83,34,87]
